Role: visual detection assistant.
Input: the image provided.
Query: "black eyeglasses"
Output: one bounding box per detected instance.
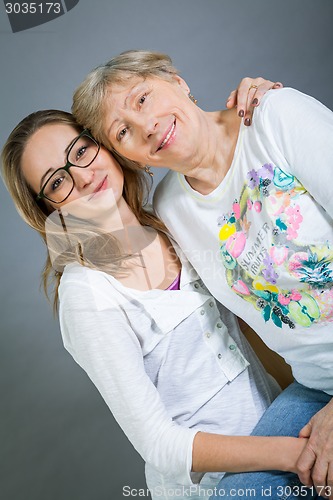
[36,129,100,204]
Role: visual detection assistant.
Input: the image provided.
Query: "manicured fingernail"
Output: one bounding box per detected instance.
[238,110,244,117]
[245,118,251,126]
[252,98,258,106]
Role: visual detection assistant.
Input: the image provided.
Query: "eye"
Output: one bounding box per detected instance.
[138,93,147,106]
[75,145,87,161]
[51,174,65,191]
[117,127,128,141]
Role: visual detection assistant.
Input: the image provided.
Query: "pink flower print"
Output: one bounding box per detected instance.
[226,231,246,258]
[247,199,253,210]
[287,227,299,240]
[232,279,250,295]
[233,201,241,220]
[253,201,262,213]
[278,290,302,307]
[286,205,303,229]
[286,206,302,225]
[278,294,291,305]
[270,246,288,265]
[290,290,302,301]
[285,205,303,240]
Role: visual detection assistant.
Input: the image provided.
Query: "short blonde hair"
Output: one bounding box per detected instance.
[72,50,178,148]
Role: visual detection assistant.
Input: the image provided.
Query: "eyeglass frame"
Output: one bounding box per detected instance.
[35,129,101,204]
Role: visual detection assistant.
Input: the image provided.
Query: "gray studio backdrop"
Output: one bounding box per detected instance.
[1,1,333,499]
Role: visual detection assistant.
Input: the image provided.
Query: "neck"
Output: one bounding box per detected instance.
[92,196,140,233]
[182,107,240,194]
[105,197,159,257]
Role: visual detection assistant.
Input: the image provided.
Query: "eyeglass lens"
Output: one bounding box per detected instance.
[43,134,99,203]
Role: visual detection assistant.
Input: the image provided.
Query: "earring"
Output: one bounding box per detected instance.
[188,93,198,104]
[144,165,154,177]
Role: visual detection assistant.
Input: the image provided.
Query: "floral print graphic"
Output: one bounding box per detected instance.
[218,163,333,329]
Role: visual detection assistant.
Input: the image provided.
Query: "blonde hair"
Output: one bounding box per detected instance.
[1,109,167,313]
[72,49,178,148]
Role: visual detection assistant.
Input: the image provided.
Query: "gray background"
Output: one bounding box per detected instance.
[1,1,333,499]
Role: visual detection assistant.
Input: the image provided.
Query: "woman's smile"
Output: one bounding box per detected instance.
[89,174,108,199]
[156,118,176,152]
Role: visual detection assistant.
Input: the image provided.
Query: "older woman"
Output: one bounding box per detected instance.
[71,50,333,499]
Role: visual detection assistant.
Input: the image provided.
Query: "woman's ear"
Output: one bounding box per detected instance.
[172,74,190,95]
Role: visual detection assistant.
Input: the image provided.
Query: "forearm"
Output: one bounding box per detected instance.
[192,432,306,474]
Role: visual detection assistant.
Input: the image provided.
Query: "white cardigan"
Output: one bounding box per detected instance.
[59,254,279,499]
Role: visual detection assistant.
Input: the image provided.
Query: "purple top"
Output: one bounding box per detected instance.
[165,272,181,291]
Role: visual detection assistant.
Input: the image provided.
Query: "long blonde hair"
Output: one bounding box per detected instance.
[72,49,178,148]
[1,109,167,312]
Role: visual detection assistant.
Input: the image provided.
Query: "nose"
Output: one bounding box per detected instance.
[144,116,159,138]
[130,112,159,139]
[72,166,94,190]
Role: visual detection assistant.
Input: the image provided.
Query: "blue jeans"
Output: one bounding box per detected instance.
[210,381,332,499]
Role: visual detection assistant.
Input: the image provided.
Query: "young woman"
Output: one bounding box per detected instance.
[1,110,315,500]
[70,49,333,498]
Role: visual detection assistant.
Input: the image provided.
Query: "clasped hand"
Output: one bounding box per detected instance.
[296,399,333,499]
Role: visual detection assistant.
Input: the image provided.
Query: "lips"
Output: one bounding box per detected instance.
[156,119,176,152]
[90,175,108,199]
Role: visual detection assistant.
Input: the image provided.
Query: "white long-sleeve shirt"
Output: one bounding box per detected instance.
[59,251,279,499]
[154,88,333,396]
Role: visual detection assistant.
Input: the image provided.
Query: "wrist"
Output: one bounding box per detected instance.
[279,437,307,473]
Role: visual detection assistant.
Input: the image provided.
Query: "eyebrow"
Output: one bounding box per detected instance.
[39,167,54,190]
[107,82,144,138]
[39,136,78,189]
